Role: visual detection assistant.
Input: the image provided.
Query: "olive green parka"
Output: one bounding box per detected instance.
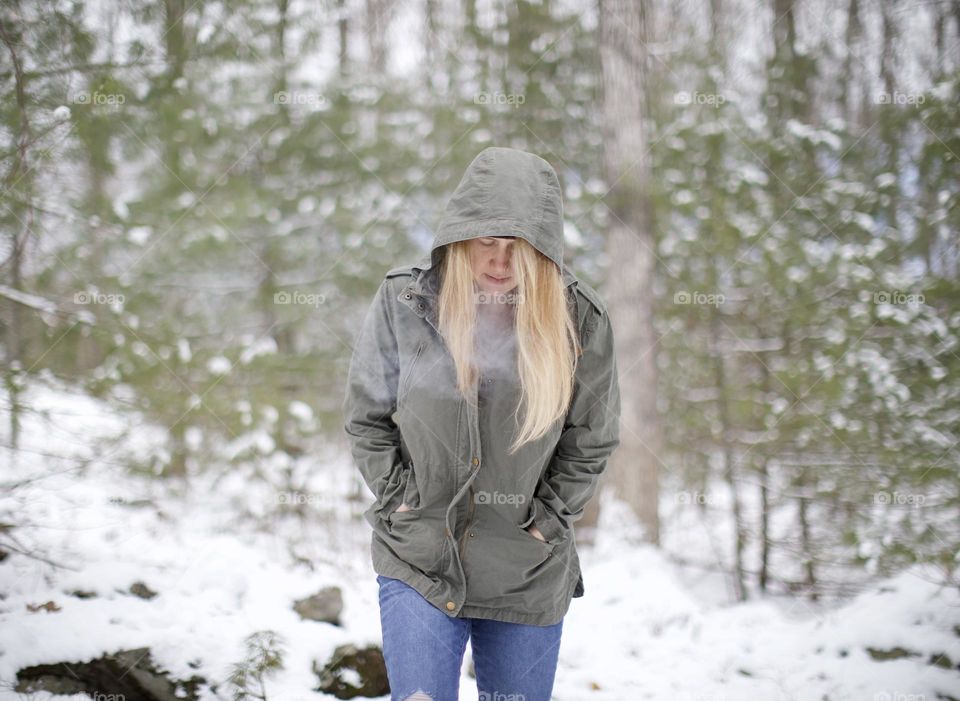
[343,146,621,626]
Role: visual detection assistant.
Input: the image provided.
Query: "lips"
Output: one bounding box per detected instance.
[484,273,511,283]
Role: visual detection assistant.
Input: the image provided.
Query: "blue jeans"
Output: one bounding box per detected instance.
[377,574,563,701]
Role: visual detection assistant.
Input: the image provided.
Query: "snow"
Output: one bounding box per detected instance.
[784,120,842,151]
[0,285,97,327]
[288,400,315,425]
[563,220,585,248]
[876,173,898,189]
[205,355,232,375]
[2,379,959,701]
[239,336,278,364]
[737,163,769,186]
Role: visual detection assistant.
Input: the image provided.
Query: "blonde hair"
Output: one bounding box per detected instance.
[437,238,582,454]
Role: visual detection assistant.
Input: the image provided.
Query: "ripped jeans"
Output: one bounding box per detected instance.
[377,574,563,701]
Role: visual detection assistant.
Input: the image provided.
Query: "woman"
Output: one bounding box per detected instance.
[343,146,621,701]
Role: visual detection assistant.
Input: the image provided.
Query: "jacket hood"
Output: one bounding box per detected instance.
[417,147,566,274]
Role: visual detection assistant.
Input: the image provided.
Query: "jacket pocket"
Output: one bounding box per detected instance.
[370,460,409,524]
[383,509,447,577]
[516,521,554,548]
[461,511,557,604]
[385,461,422,518]
[400,462,422,509]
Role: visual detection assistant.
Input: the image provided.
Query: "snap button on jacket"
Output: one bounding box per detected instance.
[343,147,621,626]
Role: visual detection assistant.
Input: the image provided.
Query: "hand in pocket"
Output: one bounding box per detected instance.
[526,524,547,542]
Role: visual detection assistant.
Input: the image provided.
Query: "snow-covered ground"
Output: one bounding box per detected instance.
[2,376,958,700]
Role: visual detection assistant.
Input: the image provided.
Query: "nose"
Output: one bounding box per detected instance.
[491,243,512,273]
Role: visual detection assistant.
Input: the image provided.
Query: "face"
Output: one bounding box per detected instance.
[468,236,517,293]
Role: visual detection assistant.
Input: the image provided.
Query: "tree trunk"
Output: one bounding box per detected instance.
[337,0,348,78]
[0,11,32,456]
[595,0,661,545]
[711,313,747,601]
[841,0,863,129]
[365,0,389,76]
[879,0,901,266]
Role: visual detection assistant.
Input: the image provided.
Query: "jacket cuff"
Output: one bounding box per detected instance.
[520,496,567,544]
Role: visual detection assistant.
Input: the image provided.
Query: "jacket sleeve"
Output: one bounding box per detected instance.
[342,277,408,520]
[520,307,621,543]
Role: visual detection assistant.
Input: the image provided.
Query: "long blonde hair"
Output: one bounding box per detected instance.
[437,238,582,454]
